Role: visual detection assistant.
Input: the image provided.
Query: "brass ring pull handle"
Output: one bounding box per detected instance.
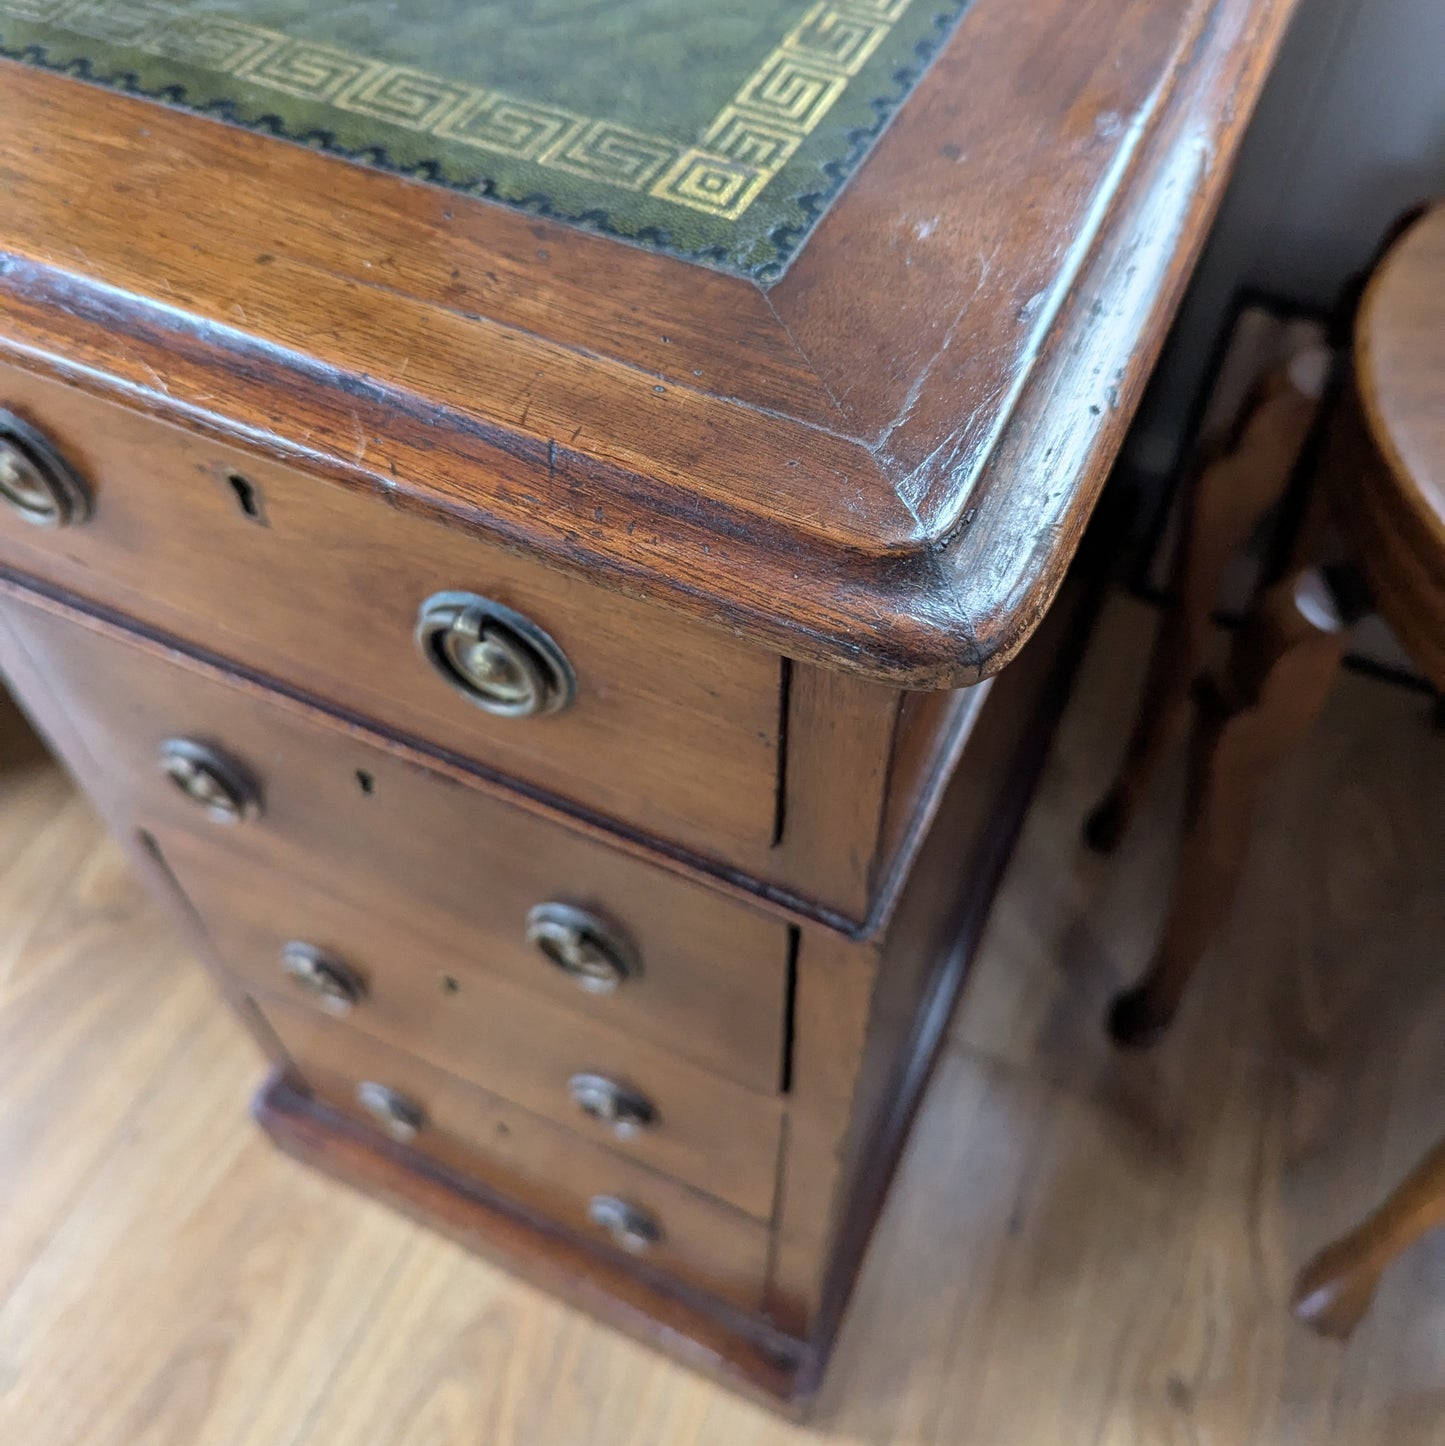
[157,739,261,823]
[280,942,367,1015]
[415,591,575,718]
[525,903,638,994]
[0,410,91,527]
[355,1082,424,1143]
[567,1072,657,1139]
[587,1195,662,1254]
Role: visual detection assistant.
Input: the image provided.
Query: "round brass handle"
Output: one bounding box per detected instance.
[525,903,637,995]
[587,1195,661,1254]
[280,942,366,1015]
[568,1072,657,1139]
[355,1082,424,1143]
[0,410,91,528]
[415,591,575,718]
[157,739,260,823]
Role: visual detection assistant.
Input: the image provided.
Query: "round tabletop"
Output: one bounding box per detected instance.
[1352,205,1445,685]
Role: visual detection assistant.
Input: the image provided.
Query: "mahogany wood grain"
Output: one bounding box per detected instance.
[769,664,901,921]
[154,829,785,1219]
[253,1000,775,1316]
[255,1074,818,1415]
[0,0,1307,1396]
[872,684,993,895]
[771,664,1000,923]
[0,596,804,1386]
[0,148,905,551]
[0,568,932,939]
[771,0,1210,462]
[0,377,1046,926]
[0,0,1301,686]
[0,580,792,1089]
[0,361,781,864]
[768,662,1003,925]
[768,563,1101,1331]
[933,0,1303,675]
[766,938,878,1338]
[0,535,1083,945]
[0,599,298,1057]
[2,598,1439,1438]
[0,540,1109,1386]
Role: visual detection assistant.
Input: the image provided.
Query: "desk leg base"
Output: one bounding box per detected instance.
[253,1071,824,1416]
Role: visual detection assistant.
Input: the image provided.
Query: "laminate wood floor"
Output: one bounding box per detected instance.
[0,594,1439,1445]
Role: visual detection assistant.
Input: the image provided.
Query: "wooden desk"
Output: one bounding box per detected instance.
[0,0,1297,1411]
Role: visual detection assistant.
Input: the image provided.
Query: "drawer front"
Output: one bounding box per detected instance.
[156,827,782,1218]
[0,587,791,1092]
[255,993,772,1311]
[0,364,781,863]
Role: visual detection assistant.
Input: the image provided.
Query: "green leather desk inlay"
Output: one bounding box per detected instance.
[0,0,973,278]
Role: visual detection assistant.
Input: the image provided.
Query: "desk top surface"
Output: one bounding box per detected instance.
[0,0,1299,685]
[1,0,972,281]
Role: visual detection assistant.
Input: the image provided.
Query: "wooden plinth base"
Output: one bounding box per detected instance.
[254,1073,823,1415]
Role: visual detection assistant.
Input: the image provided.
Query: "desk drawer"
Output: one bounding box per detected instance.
[255,993,772,1311]
[0,585,791,1092]
[157,826,782,1218]
[0,364,780,863]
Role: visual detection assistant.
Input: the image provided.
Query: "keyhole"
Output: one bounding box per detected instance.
[355,769,375,796]
[439,973,460,995]
[227,473,264,522]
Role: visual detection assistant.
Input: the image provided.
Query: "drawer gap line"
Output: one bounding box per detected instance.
[771,657,792,849]
[0,568,875,933]
[779,924,800,1096]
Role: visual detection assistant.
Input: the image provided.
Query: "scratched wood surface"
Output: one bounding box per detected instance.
[0,593,1438,1445]
[0,0,1303,688]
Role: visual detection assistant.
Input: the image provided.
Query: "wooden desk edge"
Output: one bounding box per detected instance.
[0,0,1297,686]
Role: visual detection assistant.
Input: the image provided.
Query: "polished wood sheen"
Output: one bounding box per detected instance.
[0,0,1300,685]
[0,598,1439,1443]
[0,582,793,1091]
[153,832,786,1220]
[0,0,1304,1410]
[254,997,775,1314]
[0,361,782,866]
[0,545,1102,1403]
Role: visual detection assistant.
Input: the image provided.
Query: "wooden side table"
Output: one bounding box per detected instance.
[1089,204,1445,1334]
[0,0,1299,1411]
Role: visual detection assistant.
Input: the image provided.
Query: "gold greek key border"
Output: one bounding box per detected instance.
[2,0,916,220]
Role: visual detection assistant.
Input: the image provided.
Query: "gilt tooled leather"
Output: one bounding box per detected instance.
[0,0,974,279]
